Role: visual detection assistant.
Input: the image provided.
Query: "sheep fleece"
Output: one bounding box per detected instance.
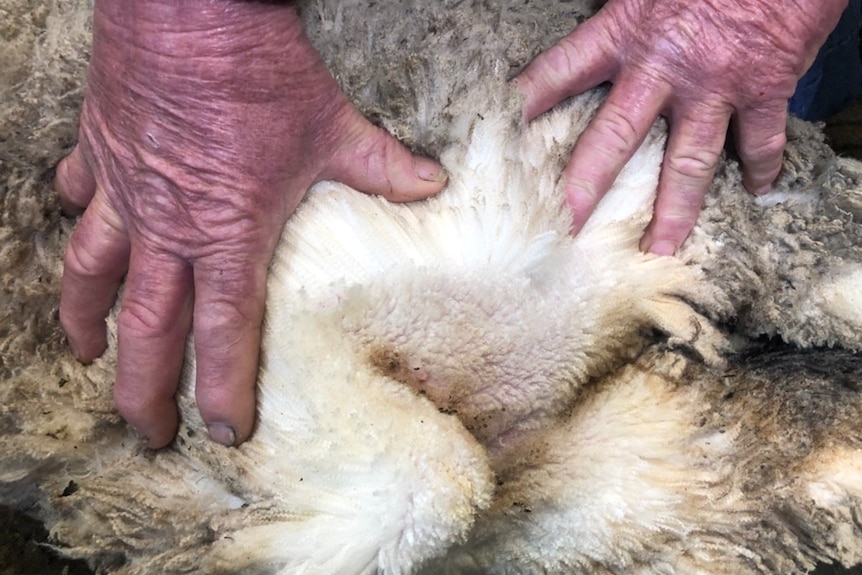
[2,1,862,574]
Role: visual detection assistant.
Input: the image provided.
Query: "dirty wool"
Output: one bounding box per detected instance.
[2,0,862,574]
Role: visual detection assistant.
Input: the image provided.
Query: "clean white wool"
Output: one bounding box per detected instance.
[179,92,729,574]
[142,88,862,574]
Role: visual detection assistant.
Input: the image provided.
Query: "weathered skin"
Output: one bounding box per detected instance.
[55,0,850,451]
[55,0,447,449]
[516,0,848,254]
[2,0,862,572]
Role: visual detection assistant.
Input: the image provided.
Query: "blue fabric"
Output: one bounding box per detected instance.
[789,0,862,121]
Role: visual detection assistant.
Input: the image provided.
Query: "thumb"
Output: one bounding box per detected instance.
[323,116,448,203]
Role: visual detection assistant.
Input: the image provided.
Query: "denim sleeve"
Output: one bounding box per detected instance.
[788,0,862,121]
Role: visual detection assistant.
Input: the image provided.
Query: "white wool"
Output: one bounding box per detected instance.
[754,189,820,207]
[815,266,862,327]
[173,92,731,574]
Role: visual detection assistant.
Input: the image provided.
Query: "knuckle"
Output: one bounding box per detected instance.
[194,297,262,351]
[195,264,266,326]
[118,297,177,341]
[63,235,103,280]
[592,106,641,154]
[198,299,251,333]
[740,131,787,164]
[565,175,601,206]
[543,40,580,78]
[666,148,720,181]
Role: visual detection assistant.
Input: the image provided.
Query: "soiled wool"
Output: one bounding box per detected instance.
[1,0,862,574]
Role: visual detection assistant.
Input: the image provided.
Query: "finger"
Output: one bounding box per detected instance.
[641,103,732,255]
[325,117,448,203]
[114,250,193,449]
[565,73,671,234]
[60,192,130,362]
[514,16,617,120]
[732,101,788,196]
[55,141,97,215]
[192,253,269,447]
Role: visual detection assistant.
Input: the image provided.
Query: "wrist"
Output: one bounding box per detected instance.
[90,0,323,102]
[92,0,311,75]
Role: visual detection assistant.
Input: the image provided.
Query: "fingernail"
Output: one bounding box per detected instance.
[414,158,448,183]
[752,184,771,196]
[207,423,236,447]
[648,240,677,256]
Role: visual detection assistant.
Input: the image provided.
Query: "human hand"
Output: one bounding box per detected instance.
[56,0,447,449]
[516,0,847,253]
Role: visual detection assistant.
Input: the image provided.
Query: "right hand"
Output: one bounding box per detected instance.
[56,0,447,449]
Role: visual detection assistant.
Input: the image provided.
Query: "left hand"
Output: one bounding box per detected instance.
[515,0,847,254]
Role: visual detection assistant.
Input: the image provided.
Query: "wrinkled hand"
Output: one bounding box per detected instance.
[56,0,447,449]
[516,0,847,253]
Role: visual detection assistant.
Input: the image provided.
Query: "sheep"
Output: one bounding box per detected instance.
[1,0,862,574]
